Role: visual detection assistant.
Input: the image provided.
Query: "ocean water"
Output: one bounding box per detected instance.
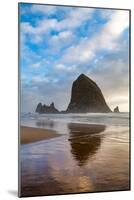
[21,112,129,133]
[20,112,130,197]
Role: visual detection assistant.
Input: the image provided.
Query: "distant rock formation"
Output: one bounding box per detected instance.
[35,103,43,113]
[35,102,59,114]
[66,74,111,113]
[114,106,119,113]
[35,74,112,114]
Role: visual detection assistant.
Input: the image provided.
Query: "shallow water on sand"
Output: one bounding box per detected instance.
[20,113,130,197]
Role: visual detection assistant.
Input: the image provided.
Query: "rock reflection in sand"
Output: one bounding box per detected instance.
[36,120,54,128]
[68,124,105,166]
[20,121,129,197]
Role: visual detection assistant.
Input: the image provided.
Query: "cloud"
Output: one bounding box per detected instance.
[49,30,75,52]
[21,7,94,44]
[31,5,94,30]
[56,8,94,30]
[59,10,129,67]
[97,10,129,49]
[32,62,41,68]
[31,5,57,15]
[103,10,129,36]
[55,64,66,70]
[20,5,129,112]
[87,42,129,112]
[21,18,58,36]
[52,30,73,41]
[55,64,77,72]
[59,38,95,65]
[32,75,50,83]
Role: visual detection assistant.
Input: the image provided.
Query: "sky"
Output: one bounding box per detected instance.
[20,3,130,113]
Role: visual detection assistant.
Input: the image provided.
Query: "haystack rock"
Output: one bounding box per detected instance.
[114,106,119,113]
[36,102,59,113]
[66,74,111,113]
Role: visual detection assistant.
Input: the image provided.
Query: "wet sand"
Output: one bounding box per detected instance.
[20,122,130,197]
[21,126,60,144]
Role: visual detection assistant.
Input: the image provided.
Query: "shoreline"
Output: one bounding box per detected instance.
[20,123,129,196]
[20,126,61,144]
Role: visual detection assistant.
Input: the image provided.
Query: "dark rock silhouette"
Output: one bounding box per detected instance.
[35,102,59,113]
[35,74,112,113]
[114,106,119,113]
[35,103,44,113]
[66,74,111,113]
[68,123,105,166]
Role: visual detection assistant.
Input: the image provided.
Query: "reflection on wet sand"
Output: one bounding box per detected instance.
[68,124,105,166]
[21,159,65,196]
[20,122,129,197]
[36,120,54,128]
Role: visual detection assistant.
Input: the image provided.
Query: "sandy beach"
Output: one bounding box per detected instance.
[20,117,129,197]
[20,126,60,144]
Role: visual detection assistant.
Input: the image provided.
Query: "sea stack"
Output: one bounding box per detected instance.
[35,103,44,113]
[66,74,111,113]
[35,102,59,113]
[114,106,119,113]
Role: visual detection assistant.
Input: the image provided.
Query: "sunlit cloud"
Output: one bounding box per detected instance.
[20,4,129,112]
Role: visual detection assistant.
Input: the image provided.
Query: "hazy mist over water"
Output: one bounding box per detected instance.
[21,112,129,131]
